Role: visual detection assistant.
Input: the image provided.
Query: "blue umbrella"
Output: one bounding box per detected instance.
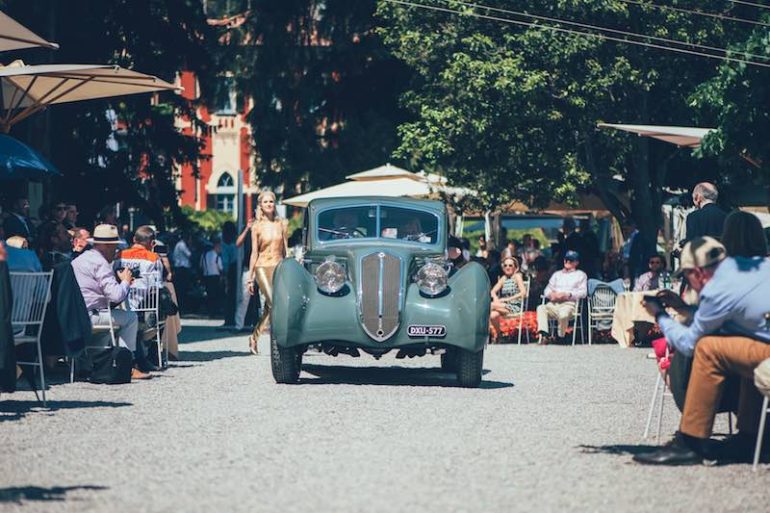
[0,134,60,180]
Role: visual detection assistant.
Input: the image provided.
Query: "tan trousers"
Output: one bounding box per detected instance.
[251,266,275,339]
[161,282,181,358]
[680,336,770,439]
[536,301,576,337]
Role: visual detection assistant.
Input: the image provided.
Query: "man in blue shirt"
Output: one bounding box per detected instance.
[636,237,770,465]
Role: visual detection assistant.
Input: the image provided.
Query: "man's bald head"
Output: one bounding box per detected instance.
[693,182,718,208]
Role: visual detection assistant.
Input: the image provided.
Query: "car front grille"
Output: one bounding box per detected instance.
[360,252,401,342]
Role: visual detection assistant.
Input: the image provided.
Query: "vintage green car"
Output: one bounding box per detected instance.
[270,196,490,387]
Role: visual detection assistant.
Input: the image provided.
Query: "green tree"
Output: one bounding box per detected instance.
[378,0,747,250]
[211,0,412,196]
[691,12,770,189]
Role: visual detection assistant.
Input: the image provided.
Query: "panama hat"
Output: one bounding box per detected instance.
[674,236,726,277]
[92,224,121,244]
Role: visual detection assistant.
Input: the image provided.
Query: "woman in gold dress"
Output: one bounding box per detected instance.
[247,191,287,354]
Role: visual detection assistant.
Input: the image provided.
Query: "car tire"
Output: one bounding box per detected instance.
[455,348,483,388]
[440,349,456,372]
[271,336,301,384]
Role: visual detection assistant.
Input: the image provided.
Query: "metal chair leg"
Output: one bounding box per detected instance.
[753,396,769,472]
[36,339,46,407]
[643,372,662,440]
[728,413,733,435]
[656,375,667,444]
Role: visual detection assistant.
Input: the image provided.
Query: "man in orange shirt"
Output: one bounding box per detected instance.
[116,225,164,371]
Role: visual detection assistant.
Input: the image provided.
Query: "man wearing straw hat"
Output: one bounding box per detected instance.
[71,224,151,380]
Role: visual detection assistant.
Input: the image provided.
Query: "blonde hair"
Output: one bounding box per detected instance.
[256,190,279,223]
[502,256,519,272]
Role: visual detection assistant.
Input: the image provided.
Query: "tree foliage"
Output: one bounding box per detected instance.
[377,0,759,247]
[692,12,770,182]
[210,0,412,195]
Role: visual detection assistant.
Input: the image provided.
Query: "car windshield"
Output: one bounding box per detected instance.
[317,205,439,244]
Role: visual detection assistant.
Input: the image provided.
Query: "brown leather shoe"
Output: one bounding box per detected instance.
[131,368,153,380]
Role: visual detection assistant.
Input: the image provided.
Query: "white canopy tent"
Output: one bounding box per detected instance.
[597,123,714,148]
[282,163,472,208]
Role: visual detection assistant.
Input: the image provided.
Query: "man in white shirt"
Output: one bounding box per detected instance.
[537,250,588,343]
[172,233,193,313]
[201,238,223,318]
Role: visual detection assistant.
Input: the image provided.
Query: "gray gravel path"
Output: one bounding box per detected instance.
[2,319,768,512]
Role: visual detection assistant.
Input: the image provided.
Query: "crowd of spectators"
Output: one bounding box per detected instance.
[0,196,185,385]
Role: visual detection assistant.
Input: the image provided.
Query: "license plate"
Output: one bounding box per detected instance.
[407,325,447,338]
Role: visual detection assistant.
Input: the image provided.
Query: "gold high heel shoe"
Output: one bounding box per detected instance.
[249,334,259,355]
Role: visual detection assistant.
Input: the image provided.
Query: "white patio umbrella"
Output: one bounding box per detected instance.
[283,177,435,208]
[283,163,474,207]
[0,11,58,52]
[0,60,179,132]
[597,123,714,148]
[346,163,422,181]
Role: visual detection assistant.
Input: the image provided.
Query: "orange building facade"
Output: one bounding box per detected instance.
[174,70,258,218]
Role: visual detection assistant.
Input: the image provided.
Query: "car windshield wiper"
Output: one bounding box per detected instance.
[318,227,353,239]
[403,229,437,242]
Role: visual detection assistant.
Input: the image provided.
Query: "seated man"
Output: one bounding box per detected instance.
[536,250,587,343]
[71,224,150,380]
[115,225,164,370]
[5,236,42,272]
[116,225,163,305]
[70,227,91,259]
[635,237,770,465]
[633,253,666,292]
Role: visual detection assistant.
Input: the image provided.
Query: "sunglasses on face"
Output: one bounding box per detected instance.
[502,264,515,268]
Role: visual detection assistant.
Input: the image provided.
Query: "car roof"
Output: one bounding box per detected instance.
[307,196,445,214]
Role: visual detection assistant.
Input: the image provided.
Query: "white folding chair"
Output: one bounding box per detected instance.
[126,271,166,368]
[753,396,769,471]
[516,278,531,345]
[587,284,618,345]
[10,271,53,406]
[644,346,732,443]
[540,296,585,345]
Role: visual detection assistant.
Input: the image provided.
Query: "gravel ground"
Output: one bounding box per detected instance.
[2,319,768,513]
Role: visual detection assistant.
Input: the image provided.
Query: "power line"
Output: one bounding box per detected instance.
[728,0,770,10]
[383,0,770,68]
[617,0,770,28]
[451,0,770,62]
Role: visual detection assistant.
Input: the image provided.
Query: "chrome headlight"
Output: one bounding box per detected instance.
[416,262,448,296]
[315,258,346,294]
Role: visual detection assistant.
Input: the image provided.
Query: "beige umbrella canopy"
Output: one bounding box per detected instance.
[597,123,714,148]
[0,11,58,52]
[283,163,474,207]
[0,61,180,132]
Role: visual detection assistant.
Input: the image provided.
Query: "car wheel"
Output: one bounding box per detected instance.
[455,348,483,388]
[271,336,301,384]
[440,349,456,372]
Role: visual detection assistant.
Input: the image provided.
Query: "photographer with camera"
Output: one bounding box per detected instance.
[72,224,151,380]
[635,237,770,465]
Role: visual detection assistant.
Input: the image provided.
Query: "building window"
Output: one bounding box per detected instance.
[210,171,235,213]
[216,194,234,213]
